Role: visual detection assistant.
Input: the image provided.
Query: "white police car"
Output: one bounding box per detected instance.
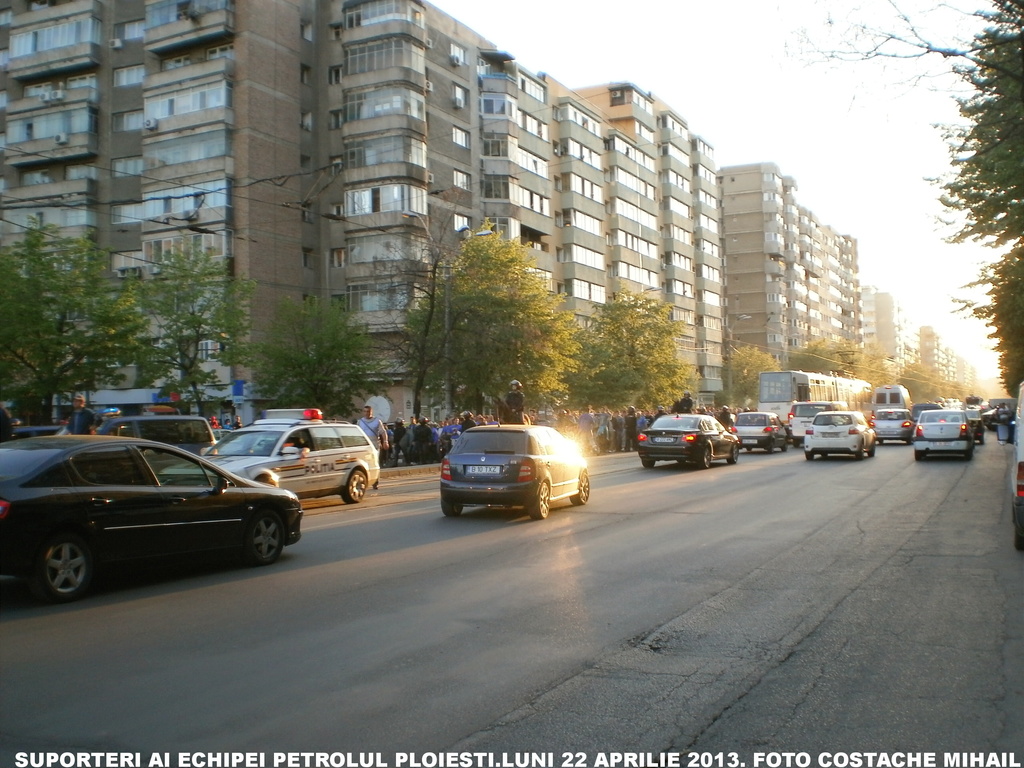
[205,409,380,502]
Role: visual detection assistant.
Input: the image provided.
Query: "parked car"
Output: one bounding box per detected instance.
[96,415,216,455]
[788,401,848,446]
[0,436,302,602]
[1009,382,1023,551]
[439,424,589,520]
[913,409,974,461]
[872,408,914,444]
[803,410,876,461]
[637,413,740,469]
[733,411,789,453]
[205,408,379,503]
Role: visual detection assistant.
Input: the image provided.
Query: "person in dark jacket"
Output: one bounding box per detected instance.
[504,380,526,424]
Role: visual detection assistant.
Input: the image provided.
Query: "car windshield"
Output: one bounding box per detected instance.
[876,411,910,421]
[919,412,964,424]
[813,413,854,427]
[734,414,767,426]
[210,430,283,457]
[454,431,530,455]
[650,415,701,430]
[794,404,831,417]
[0,443,66,480]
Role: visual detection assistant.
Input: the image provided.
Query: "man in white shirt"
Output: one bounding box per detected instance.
[357,405,389,489]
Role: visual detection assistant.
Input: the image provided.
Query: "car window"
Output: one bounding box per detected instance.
[311,426,345,450]
[455,431,529,454]
[139,446,214,487]
[652,415,701,430]
[794,404,831,417]
[735,414,766,426]
[210,429,282,456]
[283,429,313,452]
[70,446,150,486]
[339,427,372,449]
[814,414,853,427]
[136,419,212,444]
[919,412,963,424]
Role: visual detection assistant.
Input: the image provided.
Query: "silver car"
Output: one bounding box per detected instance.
[733,411,789,453]
[913,409,974,461]
[804,411,876,461]
[872,408,914,444]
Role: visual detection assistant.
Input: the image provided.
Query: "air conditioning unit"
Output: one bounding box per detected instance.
[424,80,434,93]
[117,266,142,278]
[40,92,52,102]
[427,172,435,183]
[49,89,65,101]
[143,118,159,130]
[452,94,465,109]
[54,133,69,145]
[149,265,162,275]
[424,38,434,49]
[450,54,462,66]
[109,38,123,49]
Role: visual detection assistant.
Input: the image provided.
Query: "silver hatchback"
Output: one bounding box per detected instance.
[872,408,914,444]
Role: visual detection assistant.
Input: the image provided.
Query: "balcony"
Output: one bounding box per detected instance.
[339,17,428,47]
[145,4,235,54]
[7,42,101,82]
[5,177,97,206]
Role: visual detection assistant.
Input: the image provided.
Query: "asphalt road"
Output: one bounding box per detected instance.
[1,440,1021,766]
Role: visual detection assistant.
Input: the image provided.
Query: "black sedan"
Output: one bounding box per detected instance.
[440,425,590,520]
[0,436,302,602]
[637,413,740,469]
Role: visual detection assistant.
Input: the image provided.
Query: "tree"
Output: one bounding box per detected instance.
[134,242,254,414]
[723,345,779,409]
[249,296,387,417]
[0,223,148,422]
[443,233,581,414]
[571,290,697,409]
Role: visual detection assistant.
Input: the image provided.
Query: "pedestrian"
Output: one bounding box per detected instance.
[718,405,735,430]
[504,380,526,424]
[0,405,13,443]
[390,419,408,466]
[624,406,639,451]
[357,404,389,489]
[412,416,433,464]
[673,391,694,414]
[67,394,97,435]
[577,406,596,454]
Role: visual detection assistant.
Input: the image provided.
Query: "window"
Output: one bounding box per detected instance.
[145,82,231,119]
[328,66,342,85]
[301,21,313,41]
[116,20,145,40]
[345,0,423,28]
[339,87,424,123]
[450,43,466,65]
[452,84,468,110]
[330,248,346,268]
[452,126,470,148]
[344,135,426,168]
[113,156,144,177]
[161,55,190,70]
[147,130,228,167]
[112,203,145,225]
[114,65,145,87]
[453,169,470,190]
[11,18,101,58]
[345,39,424,75]
[343,184,426,216]
[207,44,233,60]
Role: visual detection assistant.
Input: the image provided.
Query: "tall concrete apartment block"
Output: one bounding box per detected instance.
[720,162,862,365]
[0,0,726,415]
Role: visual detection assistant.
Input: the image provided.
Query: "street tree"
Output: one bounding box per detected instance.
[443,233,581,414]
[723,345,779,409]
[0,223,148,422]
[249,296,387,418]
[571,290,697,410]
[134,242,254,414]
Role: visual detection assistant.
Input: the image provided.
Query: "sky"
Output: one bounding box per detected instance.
[429,0,1005,384]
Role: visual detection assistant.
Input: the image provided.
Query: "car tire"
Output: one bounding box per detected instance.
[441,499,463,517]
[867,441,876,458]
[528,481,551,520]
[905,439,913,445]
[855,442,865,460]
[744,446,753,452]
[242,509,284,566]
[780,439,788,453]
[877,439,884,445]
[766,440,774,454]
[914,450,924,461]
[340,468,368,503]
[964,449,974,461]
[640,458,656,468]
[1014,526,1024,552]
[727,445,739,465]
[804,451,815,461]
[696,444,713,470]
[31,531,94,603]
[570,470,590,506]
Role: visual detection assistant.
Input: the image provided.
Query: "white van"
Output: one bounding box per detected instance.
[205,408,380,503]
[872,385,911,413]
[1010,381,1023,551]
[787,401,848,446]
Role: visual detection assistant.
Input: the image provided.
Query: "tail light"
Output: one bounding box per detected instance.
[1016,462,1024,499]
[763,427,773,434]
[916,425,924,437]
[787,411,795,423]
[960,423,969,435]
[517,458,536,481]
[805,427,814,435]
[849,427,860,435]
[0,499,9,520]
[902,420,912,428]
[440,457,452,480]
[684,434,697,443]
[637,434,648,443]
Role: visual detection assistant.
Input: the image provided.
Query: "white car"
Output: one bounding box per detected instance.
[205,408,380,502]
[913,409,974,461]
[804,410,876,461]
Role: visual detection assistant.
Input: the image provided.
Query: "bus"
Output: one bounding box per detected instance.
[871,384,912,413]
[758,370,873,420]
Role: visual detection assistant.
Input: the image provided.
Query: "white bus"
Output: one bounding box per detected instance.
[758,370,873,420]
[871,384,912,413]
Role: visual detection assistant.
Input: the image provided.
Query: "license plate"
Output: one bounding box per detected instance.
[821,432,840,438]
[742,438,759,444]
[653,437,675,443]
[466,465,502,475]
[933,441,952,447]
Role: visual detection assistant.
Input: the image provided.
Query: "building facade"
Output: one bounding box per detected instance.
[719,162,862,365]
[1,0,728,419]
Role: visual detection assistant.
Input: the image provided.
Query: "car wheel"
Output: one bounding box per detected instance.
[340,468,368,503]
[1014,527,1024,552]
[440,499,463,517]
[528,481,551,520]
[696,444,712,470]
[867,441,876,458]
[744,446,753,452]
[242,509,284,566]
[640,457,656,468]
[914,450,924,461]
[31,532,94,603]
[765,440,774,454]
[780,439,788,452]
[804,451,815,461]
[977,433,985,445]
[854,442,865,460]
[727,445,739,465]
[964,449,974,461]
[877,439,884,445]
[570,470,590,506]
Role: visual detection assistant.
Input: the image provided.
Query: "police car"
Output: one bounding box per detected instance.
[205,408,380,502]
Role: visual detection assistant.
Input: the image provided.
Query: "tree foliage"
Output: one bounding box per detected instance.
[249,296,387,418]
[723,345,779,408]
[571,290,697,409]
[134,243,254,413]
[0,223,148,421]
[443,234,580,414]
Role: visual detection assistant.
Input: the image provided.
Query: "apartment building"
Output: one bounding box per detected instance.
[861,286,918,373]
[719,162,861,365]
[0,0,726,418]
